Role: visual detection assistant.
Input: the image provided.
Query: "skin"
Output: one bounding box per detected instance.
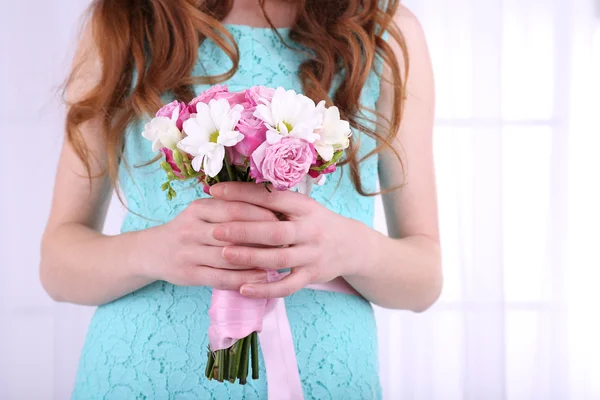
[40,2,441,311]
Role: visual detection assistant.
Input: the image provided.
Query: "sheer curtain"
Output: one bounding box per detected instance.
[1,1,598,399]
[375,0,600,399]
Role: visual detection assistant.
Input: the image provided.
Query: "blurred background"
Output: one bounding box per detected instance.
[1,0,599,399]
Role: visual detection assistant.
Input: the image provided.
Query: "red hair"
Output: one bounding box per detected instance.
[66,0,408,195]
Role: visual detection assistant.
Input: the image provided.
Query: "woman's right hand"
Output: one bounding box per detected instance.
[136,198,276,290]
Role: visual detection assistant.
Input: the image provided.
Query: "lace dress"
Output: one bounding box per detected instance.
[72,25,383,400]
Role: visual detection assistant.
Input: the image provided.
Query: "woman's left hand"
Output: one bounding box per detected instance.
[209,182,374,298]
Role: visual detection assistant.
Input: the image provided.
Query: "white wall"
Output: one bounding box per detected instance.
[1,1,92,397]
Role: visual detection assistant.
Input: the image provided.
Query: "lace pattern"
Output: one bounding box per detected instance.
[73,25,383,400]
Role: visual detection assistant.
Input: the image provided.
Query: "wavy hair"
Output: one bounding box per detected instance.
[65,0,408,195]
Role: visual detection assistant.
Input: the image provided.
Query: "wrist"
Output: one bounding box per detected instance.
[343,219,384,278]
[125,228,159,280]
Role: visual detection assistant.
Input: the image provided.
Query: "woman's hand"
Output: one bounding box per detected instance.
[138,198,279,290]
[208,182,375,299]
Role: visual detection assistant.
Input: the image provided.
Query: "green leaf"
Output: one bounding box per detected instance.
[172,149,185,171]
[160,162,173,174]
[185,163,196,177]
[312,150,344,172]
[161,182,170,191]
[330,150,344,164]
[167,172,176,181]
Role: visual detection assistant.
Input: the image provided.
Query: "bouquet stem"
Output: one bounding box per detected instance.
[205,348,215,379]
[238,335,251,384]
[251,332,259,380]
[205,332,260,384]
[217,349,225,381]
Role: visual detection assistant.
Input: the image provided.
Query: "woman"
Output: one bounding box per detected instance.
[41,0,441,398]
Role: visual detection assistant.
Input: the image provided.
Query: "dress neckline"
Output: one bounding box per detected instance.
[222,23,291,35]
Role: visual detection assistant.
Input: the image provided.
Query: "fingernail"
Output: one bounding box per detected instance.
[212,226,229,240]
[241,286,257,296]
[222,247,237,260]
[210,184,225,197]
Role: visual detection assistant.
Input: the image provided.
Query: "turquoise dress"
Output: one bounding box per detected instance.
[73,25,383,400]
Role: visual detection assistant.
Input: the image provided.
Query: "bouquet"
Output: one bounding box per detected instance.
[141,85,351,384]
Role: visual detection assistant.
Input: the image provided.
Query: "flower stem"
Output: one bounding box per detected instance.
[227,343,236,383]
[251,332,259,380]
[205,349,215,380]
[224,153,236,182]
[217,350,225,382]
[228,340,241,383]
[224,348,230,381]
[238,336,250,384]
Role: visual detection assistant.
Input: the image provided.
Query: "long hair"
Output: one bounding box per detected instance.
[65,0,408,196]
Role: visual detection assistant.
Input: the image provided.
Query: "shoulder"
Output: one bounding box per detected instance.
[377,4,434,118]
[65,19,103,104]
[393,4,425,33]
[388,4,432,75]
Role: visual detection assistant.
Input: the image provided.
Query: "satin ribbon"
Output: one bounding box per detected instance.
[208,272,360,400]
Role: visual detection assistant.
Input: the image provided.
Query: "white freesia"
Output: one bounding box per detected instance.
[142,107,183,152]
[254,87,322,144]
[298,174,327,195]
[313,105,352,162]
[177,99,244,178]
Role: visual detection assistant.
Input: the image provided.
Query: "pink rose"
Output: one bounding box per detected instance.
[188,85,228,111]
[160,148,185,179]
[156,100,190,130]
[234,108,267,158]
[188,85,247,113]
[245,86,276,106]
[225,146,246,167]
[250,137,317,191]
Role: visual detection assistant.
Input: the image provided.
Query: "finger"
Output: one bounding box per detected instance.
[180,221,229,247]
[181,246,260,270]
[239,268,313,298]
[179,266,268,290]
[221,245,314,270]
[209,182,310,217]
[187,199,278,223]
[181,224,279,248]
[212,221,311,246]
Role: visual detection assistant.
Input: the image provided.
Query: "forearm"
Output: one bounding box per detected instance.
[40,223,154,306]
[344,225,442,311]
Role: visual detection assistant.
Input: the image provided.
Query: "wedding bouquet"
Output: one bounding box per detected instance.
[141,85,351,384]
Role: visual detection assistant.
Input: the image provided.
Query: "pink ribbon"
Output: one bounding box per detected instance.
[208,272,360,399]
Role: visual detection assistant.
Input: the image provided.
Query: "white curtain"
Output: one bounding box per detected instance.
[1,1,598,399]
[375,0,600,399]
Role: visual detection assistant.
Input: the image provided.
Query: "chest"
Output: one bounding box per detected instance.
[192,26,309,93]
[222,1,296,29]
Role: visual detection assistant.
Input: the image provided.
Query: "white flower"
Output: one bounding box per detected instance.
[313,105,352,162]
[142,108,183,152]
[254,87,322,145]
[298,174,327,195]
[177,99,244,178]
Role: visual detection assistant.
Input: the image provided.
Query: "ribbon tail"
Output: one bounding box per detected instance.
[258,297,305,400]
